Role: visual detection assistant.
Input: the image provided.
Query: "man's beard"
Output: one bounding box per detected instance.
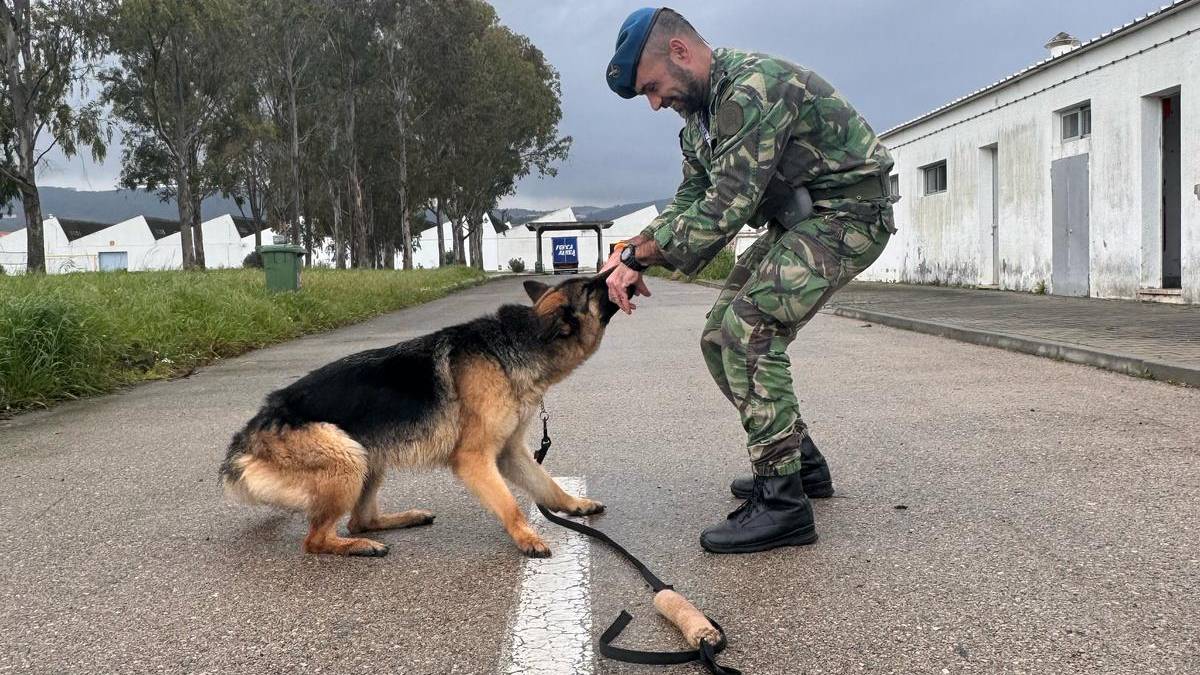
[664,60,706,117]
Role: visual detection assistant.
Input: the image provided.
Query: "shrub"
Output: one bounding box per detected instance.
[507,257,526,273]
[243,251,263,268]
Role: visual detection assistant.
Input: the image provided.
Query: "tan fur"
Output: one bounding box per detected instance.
[225,423,367,512]
[450,357,549,556]
[223,423,395,556]
[224,278,612,558]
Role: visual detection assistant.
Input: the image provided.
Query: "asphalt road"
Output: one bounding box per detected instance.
[2,276,1197,674]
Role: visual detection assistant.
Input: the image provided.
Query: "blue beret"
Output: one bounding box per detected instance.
[606,7,663,99]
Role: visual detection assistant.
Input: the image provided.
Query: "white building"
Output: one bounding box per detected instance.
[867,0,1199,304]
[0,214,271,273]
[413,204,660,272]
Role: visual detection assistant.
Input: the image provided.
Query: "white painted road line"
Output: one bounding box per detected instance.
[499,476,593,675]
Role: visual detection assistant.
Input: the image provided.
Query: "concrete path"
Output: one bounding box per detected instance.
[825,282,1200,386]
[2,276,1198,674]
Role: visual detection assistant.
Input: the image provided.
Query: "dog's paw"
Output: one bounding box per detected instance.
[346,539,391,557]
[517,535,552,558]
[564,498,605,517]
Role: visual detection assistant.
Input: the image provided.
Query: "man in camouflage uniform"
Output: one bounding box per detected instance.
[601,7,896,553]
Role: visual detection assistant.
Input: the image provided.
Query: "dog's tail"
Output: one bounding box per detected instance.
[219,403,367,513]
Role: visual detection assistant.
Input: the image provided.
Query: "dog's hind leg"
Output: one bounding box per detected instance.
[347,468,435,534]
[232,422,387,557]
[304,500,390,558]
[498,443,605,517]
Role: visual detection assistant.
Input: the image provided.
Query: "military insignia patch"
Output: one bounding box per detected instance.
[607,64,621,80]
[716,100,744,136]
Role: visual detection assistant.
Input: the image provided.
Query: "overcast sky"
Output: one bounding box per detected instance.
[37,0,1173,210]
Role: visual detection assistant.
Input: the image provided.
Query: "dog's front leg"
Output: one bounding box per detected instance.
[498,443,606,517]
[453,448,552,558]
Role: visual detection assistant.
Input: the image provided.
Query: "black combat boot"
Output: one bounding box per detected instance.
[700,471,818,554]
[730,434,834,499]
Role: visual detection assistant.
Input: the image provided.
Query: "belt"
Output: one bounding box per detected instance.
[769,174,892,231]
[809,175,890,203]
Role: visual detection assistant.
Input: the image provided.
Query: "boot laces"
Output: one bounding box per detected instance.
[731,475,768,522]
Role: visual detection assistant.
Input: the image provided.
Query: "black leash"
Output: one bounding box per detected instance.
[534,402,742,675]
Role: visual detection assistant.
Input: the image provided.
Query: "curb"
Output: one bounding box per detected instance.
[677,278,1197,387]
[826,305,1199,387]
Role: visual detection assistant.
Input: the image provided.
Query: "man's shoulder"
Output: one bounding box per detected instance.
[716,48,832,105]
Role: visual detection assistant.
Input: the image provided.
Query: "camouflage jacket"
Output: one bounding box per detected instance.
[642,48,894,276]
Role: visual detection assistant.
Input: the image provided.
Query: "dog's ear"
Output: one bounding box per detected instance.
[590,267,615,287]
[536,304,576,340]
[557,306,578,337]
[524,280,551,303]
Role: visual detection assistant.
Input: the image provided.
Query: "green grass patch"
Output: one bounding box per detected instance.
[0,266,485,414]
[646,246,734,283]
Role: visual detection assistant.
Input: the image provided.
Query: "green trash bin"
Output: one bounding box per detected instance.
[259,244,306,292]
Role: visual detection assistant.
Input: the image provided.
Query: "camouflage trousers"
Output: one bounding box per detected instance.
[701,202,893,476]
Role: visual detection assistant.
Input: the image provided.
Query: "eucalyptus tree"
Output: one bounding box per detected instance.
[102,0,247,269]
[0,0,107,273]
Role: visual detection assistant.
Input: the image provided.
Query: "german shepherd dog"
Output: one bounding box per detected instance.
[220,272,625,558]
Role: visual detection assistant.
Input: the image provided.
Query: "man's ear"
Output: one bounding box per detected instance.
[524,280,551,303]
[669,36,690,63]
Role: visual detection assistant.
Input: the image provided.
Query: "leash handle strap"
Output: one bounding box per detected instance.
[599,611,742,675]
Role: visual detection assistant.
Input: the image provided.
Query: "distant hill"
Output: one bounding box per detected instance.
[0,188,675,233]
[584,199,672,222]
[0,186,246,232]
[500,208,548,225]
[500,199,671,226]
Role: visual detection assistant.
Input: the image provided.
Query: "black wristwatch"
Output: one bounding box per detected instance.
[620,242,648,272]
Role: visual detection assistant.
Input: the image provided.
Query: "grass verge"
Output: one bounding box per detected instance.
[645,246,734,284]
[0,266,486,415]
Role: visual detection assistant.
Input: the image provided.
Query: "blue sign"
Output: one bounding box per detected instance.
[551,237,578,265]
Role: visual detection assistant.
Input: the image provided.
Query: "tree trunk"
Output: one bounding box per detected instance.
[435,198,445,267]
[288,74,302,245]
[191,190,206,269]
[330,183,345,269]
[398,142,412,270]
[450,214,464,265]
[341,63,368,269]
[2,4,43,273]
[468,215,484,270]
[19,186,43,273]
[302,182,314,265]
[246,174,263,250]
[393,77,413,270]
[176,164,197,269]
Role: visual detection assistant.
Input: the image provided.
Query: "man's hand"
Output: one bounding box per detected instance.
[600,248,652,315]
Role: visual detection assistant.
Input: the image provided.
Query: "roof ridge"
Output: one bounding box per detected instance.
[880,0,1197,138]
